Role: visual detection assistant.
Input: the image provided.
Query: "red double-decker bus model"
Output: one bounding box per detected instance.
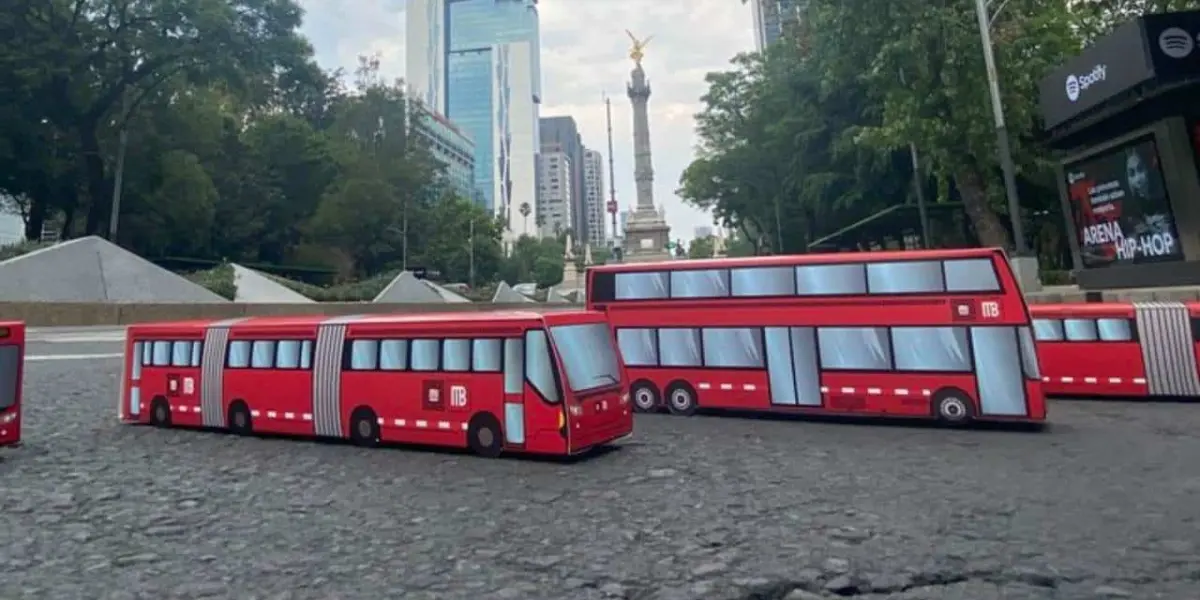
[1030,301,1200,398]
[119,310,632,457]
[0,321,26,447]
[587,248,1046,425]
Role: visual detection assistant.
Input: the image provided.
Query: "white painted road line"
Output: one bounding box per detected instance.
[26,353,124,361]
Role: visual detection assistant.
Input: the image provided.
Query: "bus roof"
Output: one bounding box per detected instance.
[1028,303,1136,317]
[589,247,1006,273]
[129,310,588,333]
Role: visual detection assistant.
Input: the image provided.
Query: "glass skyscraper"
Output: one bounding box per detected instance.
[751,0,802,50]
[406,0,541,240]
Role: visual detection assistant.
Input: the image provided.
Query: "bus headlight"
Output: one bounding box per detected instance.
[557,411,565,428]
[0,412,16,424]
[620,392,630,405]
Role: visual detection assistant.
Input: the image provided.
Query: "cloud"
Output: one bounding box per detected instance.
[298,0,755,242]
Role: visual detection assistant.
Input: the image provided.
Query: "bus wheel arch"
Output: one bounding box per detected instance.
[931,387,975,425]
[630,380,661,413]
[149,396,171,427]
[467,412,503,458]
[665,380,698,416]
[348,406,380,447]
[227,400,252,435]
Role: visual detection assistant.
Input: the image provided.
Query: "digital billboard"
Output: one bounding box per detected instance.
[1064,135,1182,268]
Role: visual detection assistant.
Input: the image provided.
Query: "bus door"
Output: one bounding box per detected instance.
[969,326,1033,417]
[0,322,24,446]
[125,340,144,420]
[502,337,529,448]
[764,327,823,407]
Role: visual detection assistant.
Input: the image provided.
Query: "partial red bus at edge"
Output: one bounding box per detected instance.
[118,310,633,458]
[1030,301,1200,399]
[0,321,25,447]
[586,247,1046,426]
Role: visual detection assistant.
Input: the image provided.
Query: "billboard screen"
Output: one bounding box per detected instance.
[1064,135,1182,268]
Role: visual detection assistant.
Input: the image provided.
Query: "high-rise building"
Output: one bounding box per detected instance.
[539,116,586,241]
[536,151,572,238]
[582,149,606,246]
[406,0,542,240]
[751,0,802,51]
[411,101,478,202]
[693,225,714,240]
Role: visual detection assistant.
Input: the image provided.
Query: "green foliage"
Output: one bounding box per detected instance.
[0,241,52,262]
[186,264,237,300]
[706,0,1152,257]
[500,236,566,290]
[688,236,716,259]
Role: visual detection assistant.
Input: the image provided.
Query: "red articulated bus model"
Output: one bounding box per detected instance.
[1030,301,1200,398]
[0,321,25,447]
[586,248,1046,425]
[119,310,632,457]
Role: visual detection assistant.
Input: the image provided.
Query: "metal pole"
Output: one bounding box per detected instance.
[468,218,475,288]
[605,95,619,242]
[908,143,932,248]
[108,91,131,241]
[401,198,408,271]
[973,0,1027,254]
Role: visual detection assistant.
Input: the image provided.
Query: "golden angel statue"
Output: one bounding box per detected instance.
[625,30,653,65]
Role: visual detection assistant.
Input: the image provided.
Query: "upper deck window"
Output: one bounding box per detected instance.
[615,271,668,300]
[670,269,729,298]
[731,266,795,296]
[795,264,867,295]
[943,258,1000,292]
[867,261,945,293]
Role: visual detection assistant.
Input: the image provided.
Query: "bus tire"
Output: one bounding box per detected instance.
[665,381,698,416]
[932,388,974,425]
[349,407,380,447]
[631,380,661,413]
[227,400,252,435]
[149,397,171,428]
[467,413,504,458]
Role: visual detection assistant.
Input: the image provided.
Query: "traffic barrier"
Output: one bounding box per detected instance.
[0,302,585,327]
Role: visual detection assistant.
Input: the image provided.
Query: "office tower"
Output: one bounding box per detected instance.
[751,0,803,51]
[406,0,542,240]
[536,151,572,238]
[582,149,606,246]
[693,225,714,239]
[410,101,478,202]
[539,116,586,242]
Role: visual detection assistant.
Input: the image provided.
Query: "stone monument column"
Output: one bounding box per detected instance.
[621,31,671,262]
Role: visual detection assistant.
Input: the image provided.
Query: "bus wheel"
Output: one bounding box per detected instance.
[467,413,503,458]
[349,407,380,447]
[631,381,661,413]
[665,381,698,416]
[932,389,974,425]
[149,397,171,428]
[227,401,252,435]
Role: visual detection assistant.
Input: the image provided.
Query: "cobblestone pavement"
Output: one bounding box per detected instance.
[3,359,1200,600]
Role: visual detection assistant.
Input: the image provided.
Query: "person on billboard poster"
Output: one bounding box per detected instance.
[1068,138,1181,269]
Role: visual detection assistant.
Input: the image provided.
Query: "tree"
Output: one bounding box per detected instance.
[519,202,532,234]
[688,235,715,259]
[499,235,564,289]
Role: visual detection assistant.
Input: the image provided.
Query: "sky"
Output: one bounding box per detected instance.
[297,0,757,243]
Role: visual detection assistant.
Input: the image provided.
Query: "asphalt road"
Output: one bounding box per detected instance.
[3,331,1200,599]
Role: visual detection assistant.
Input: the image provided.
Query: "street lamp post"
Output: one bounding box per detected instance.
[973,0,1039,289]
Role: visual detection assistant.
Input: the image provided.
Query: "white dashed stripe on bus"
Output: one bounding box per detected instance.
[1041,376,1147,385]
[155,405,465,430]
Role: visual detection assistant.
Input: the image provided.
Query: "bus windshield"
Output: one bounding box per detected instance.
[549,323,622,393]
[0,345,19,409]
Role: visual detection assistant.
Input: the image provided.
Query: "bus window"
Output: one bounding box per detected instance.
[170,342,191,367]
[141,341,153,366]
[616,272,668,300]
[250,341,276,369]
[189,341,203,367]
[795,264,866,295]
[472,339,502,372]
[1097,319,1134,341]
[670,269,729,298]
[276,340,303,369]
[524,330,560,402]
[1032,319,1064,341]
[892,327,971,372]
[617,328,658,366]
[867,261,945,294]
[151,341,172,366]
[347,340,379,370]
[701,328,764,368]
[379,340,408,370]
[731,266,795,297]
[549,324,621,392]
[1018,327,1040,380]
[300,340,314,369]
[0,346,18,410]
[943,259,1000,292]
[411,340,440,372]
[659,328,702,367]
[227,341,251,368]
[1063,319,1099,342]
[503,338,524,394]
[443,339,471,372]
[817,327,892,370]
